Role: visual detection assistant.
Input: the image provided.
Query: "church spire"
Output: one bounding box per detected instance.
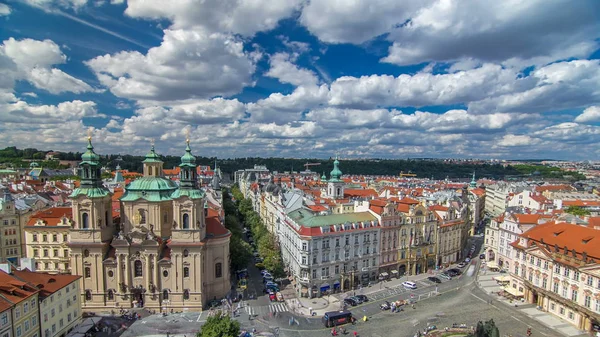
[179,137,197,189]
[470,171,477,188]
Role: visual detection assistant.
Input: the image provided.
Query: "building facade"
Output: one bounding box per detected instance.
[12,270,82,337]
[24,208,72,274]
[68,137,230,313]
[0,269,40,337]
[397,202,438,276]
[0,188,23,264]
[510,222,600,333]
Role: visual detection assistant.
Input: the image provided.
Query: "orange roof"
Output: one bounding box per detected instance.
[535,184,575,192]
[588,217,600,229]
[308,205,328,212]
[0,271,38,304]
[397,203,410,213]
[519,222,600,259]
[429,205,449,212]
[12,269,80,298]
[0,297,12,313]
[344,189,378,198]
[369,199,388,207]
[112,187,124,201]
[205,208,229,238]
[398,197,419,205]
[513,213,542,225]
[26,207,72,227]
[563,200,600,207]
[470,188,486,197]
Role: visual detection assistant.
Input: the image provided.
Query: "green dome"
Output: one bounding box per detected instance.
[179,141,196,167]
[81,137,100,164]
[321,172,327,181]
[125,177,178,191]
[121,177,178,202]
[143,145,162,163]
[330,157,342,182]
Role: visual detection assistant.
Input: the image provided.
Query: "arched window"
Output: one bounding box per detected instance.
[215,263,222,278]
[182,214,189,229]
[134,260,143,277]
[139,210,146,224]
[183,267,189,278]
[337,188,341,195]
[107,289,114,301]
[162,289,169,300]
[183,289,190,300]
[84,267,91,278]
[85,290,92,301]
[84,249,90,257]
[105,211,109,227]
[183,249,189,257]
[82,212,89,229]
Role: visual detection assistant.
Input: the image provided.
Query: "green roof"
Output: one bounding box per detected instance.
[0,169,17,174]
[289,210,377,228]
[120,177,178,202]
[69,187,111,199]
[143,145,162,163]
[81,138,100,164]
[171,188,205,200]
[179,141,196,168]
[329,157,343,182]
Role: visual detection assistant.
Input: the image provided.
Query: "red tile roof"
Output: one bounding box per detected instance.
[562,200,600,207]
[11,270,80,298]
[519,222,600,260]
[0,271,38,304]
[343,189,378,198]
[470,188,486,197]
[26,207,72,227]
[0,297,12,313]
[307,205,328,212]
[398,197,419,205]
[429,205,449,212]
[514,213,542,225]
[205,208,229,238]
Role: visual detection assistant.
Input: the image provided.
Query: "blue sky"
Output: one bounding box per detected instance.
[0,0,599,160]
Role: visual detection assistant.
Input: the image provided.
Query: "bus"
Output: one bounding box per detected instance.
[322,310,353,327]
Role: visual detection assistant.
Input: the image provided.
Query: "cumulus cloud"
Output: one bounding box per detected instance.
[575,106,600,123]
[86,28,257,101]
[124,0,303,36]
[0,3,11,16]
[1,38,93,94]
[496,134,538,147]
[265,53,320,87]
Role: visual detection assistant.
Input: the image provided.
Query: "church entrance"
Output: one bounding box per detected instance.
[132,288,145,308]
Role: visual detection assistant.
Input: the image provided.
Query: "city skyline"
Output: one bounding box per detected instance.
[1,0,599,160]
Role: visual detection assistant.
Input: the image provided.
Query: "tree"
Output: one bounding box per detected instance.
[230,236,252,271]
[564,206,591,216]
[197,313,240,337]
[469,319,499,337]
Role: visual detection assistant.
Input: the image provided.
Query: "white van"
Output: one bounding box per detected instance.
[402,281,417,289]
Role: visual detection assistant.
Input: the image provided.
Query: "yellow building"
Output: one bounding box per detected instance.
[0,268,40,337]
[396,199,438,275]
[0,188,23,264]
[68,137,231,312]
[24,208,72,274]
[12,270,82,337]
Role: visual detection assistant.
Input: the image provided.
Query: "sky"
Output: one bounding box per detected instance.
[0,0,599,161]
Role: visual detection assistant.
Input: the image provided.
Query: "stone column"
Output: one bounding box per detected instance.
[146,254,152,290]
[117,254,123,290]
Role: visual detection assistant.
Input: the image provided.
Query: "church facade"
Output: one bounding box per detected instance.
[68,137,231,312]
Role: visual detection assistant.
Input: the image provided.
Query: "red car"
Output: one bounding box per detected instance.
[268,290,277,302]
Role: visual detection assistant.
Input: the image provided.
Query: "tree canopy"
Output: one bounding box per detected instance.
[564,206,591,216]
[197,313,240,337]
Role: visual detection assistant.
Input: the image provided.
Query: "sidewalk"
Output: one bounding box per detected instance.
[288,271,437,317]
[476,266,587,337]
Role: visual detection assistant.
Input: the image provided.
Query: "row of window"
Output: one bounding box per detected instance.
[4,238,17,246]
[3,229,16,236]
[5,248,18,256]
[308,259,378,279]
[518,253,600,288]
[32,233,69,242]
[13,315,37,337]
[87,262,221,279]
[36,262,69,271]
[33,248,69,258]
[43,311,76,337]
[2,219,16,226]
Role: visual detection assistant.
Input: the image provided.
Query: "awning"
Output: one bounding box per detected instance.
[503,286,524,297]
[494,275,511,283]
[487,261,499,269]
[66,317,102,337]
[320,284,330,292]
[379,272,389,278]
[333,280,340,286]
[391,270,399,275]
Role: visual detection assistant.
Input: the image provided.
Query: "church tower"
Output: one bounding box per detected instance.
[68,134,113,309]
[327,156,344,199]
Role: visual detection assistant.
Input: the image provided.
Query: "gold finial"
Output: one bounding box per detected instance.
[86,128,93,141]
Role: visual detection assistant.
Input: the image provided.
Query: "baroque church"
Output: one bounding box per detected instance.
[68,136,231,312]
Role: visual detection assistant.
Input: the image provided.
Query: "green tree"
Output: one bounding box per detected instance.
[101,172,113,179]
[197,313,240,337]
[564,206,591,216]
[230,236,252,271]
[469,319,500,337]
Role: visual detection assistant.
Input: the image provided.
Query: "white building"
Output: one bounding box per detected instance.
[485,183,528,217]
[497,212,548,272]
[507,190,553,212]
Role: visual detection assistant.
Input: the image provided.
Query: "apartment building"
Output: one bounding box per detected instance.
[497,213,547,272]
[369,201,402,279]
[12,270,82,337]
[1,188,23,264]
[396,200,438,275]
[0,268,40,337]
[24,208,72,274]
[483,215,502,265]
[507,190,553,212]
[280,209,380,298]
[0,298,13,337]
[510,222,600,333]
[432,205,466,267]
[485,183,528,217]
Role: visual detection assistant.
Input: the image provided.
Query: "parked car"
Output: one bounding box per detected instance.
[260,270,271,276]
[262,272,273,279]
[343,298,358,306]
[355,295,369,302]
[380,301,391,310]
[268,289,277,302]
[254,257,263,263]
[439,273,452,280]
[457,262,467,268]
[402,281,417,289]
[263,276,274,283]
[465,258,471,263]
[252,252,260,258]
[427,276,441,283]
[447,268,461,276]
[349,296,363,304]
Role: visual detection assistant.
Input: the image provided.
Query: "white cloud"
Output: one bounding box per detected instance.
[0,100,101,123]
[24,0,88,10]
[300,0,428,44]
[575,106,600,123]
[86,28,257,101]
[124,0,303,36]
[265,53,319,87]
[497,134,537,147]
[1,38,93,94]
[382,0,600,67]
[247,84,329,123]
[0,3,11,16]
